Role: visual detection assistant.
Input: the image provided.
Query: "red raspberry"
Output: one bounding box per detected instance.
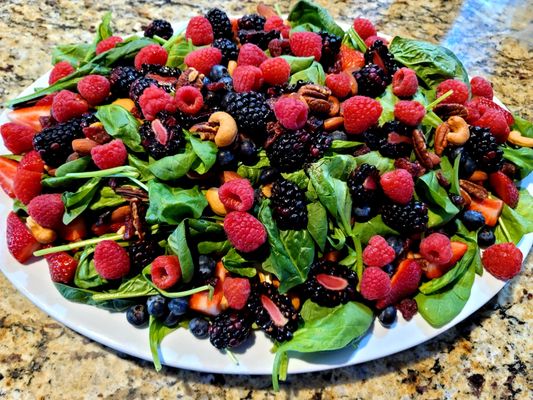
[360,267,391,300]
[392,68,418,98]
[45,251,78,283]
[91,139,127,170]
[273,97,309,130]
[174,86,204,114]
[397,298,418,321]
[49,61,75,85]
[260,57,290,86]
[362,235,396,268]
[0,123,36,154]
[289,31,322,61]
[77,75,111,106]
[420,233,453,265]
[28,194,64,229]
[470,97,514,126]
[380,168,414,205]
[481,243,522,280]
[222,277,251,310]
[18,151,44,172]
[342,95,382,135]
[51,90,89,123]
[95,36,123,55]
[186,16,214,46]
[218,179,255,212]
[470,76,493,99]
[184,47,222,75]
[237,43,267,67]
[264,16,290,38]
[436,79,469,104]
[353,17,377,40]
[339,45,365,71]
[134,44,168,70]
[233,65,264,92]
[474,109,510,143]
[35,93,57,107]
[325,72,355,99]
[224,211,267,253]
[14,169,42,204]
[364,35,389,47]
[489,171,519,208]
[465,100,481,124]
[94,240,130,280]
[394,100,426,126]
[377,259,422,309]
[138,85,177,121]
[6,212,40,263]
[151,255,182,290]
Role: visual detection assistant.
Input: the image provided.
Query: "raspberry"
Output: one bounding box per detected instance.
[289,31,322,61]
[95,36,123,55]
[49,61,75,85]
[465,100,481,124]
[342,95,382,135]
[218,178,255,212]
[45,251,78,284]
[436,79,469,105]
[339,45,365,71]
[90,139,127,170]
[77,75,111,106]
[14,169,42,204]
[273,97,309,130]
[18,151,44,172]
[151,255,182,290]
[0,123,36,154]
[94,240,130,280]
[28,194,64,229]
[134,44,168,70]
[394,100,426,126]
[185,16,214,46]
[174,86,204,115]
[420,233,453,265]
[232,65,264,92]
[237,43,267,67]
[184,47,222,75]
[222,277,251,310]
[481,243,522,280]
[223,211,267,253]
[364,35,389,47]
[353,17,377,40]
[260,57,290,86]
[6,212,40,263]
[325,72,355,99]
[376,259,422,309]
[138,85,177,121]
[470,97,514,126]
[264,16,290,38]
[474,109,510,144]
[360,267,391,300]
[362,235,396,268]
[470,76,493,99]
[392,68,418,98]
[51,90,89,123]
[397,298,418,321]
[380,169,414,205]
[35,93,57,107]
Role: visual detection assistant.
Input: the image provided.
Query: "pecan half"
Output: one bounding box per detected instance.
[412,129,440,169]
[394,158,427,178]
[176,67,204,90]
[434,123,449,156]
[436,171,450,188]
[459,188,472,207]
[434,103,468,120]
[131,199,147,240]
[190,122,218,141]
[264,121,286,148]
[459,179,488,200]
[298,84,332,114]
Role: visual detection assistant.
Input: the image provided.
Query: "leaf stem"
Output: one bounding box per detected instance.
[425,89,453,110]
[33,233,123,256]
[65,166,139,179]
[225,349,239,365]
[498,216,512,242]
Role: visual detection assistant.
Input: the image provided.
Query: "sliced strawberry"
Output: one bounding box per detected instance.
[18,151,44,173]
[6,212,40,263]
[45,251,78,283]
[0,157,18,198]
[13,169,42,204]
[339,45,365,72]
[376,259,422,309]
[0,122,36,154]
[7,105,52,132]
[261,294,289,326]
[222,277,251,310]
[469,197,504,227]
[151,119,169,145]
[316,273,348,290]
[189,262,228,316]
[35,93,58,107]
[60,217,87,241]
[424,241,468,279]
[470,97,514,126]
[489,171,519,208]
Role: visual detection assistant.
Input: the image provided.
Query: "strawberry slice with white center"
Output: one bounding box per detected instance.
[316,273,349,291]
[261,294,288,327]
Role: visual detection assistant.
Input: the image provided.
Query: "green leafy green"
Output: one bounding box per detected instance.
[197,240,231,255]
[352,215,398,244]
[166,38,197,70]
[74,246,107,289]
[494,190,533,244]
[502,146,533,180]
[237,151,270,184]
[288,0,345,37]
[128,154,155,181]
[282,170,309,190]
[167,221,195,283]
[188,133,218,174]
[55,156,91,177]
[52,43,94,66]
[354,151,394,174]
[511,114,533,138]
[289,23,322,33]
[341,26,367,52]
[54,283,137,311]
[306,202,328,251]
[91,274,158,301]
[95,105,143,152]
[289,61,325,85]
[221,248,257,278]
[149,316,178,372]
[439,155,460,195]
[94,12,113,44]
[279,55,315,73]
[90,186,125,210]
[416,171,460,227]
[62,177,101,224]
[330,140,364,152]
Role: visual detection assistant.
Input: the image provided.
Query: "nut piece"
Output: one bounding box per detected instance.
[446,116,470,146]
[72,138,98,155]
[110,205,131,223]
[190,122,218,141]
[261,183,272,198]
[459,188,472,207]
[324,116,344,132]
[298,84,332,114]
[176,67,204,90]
[206,187,227,216]
[26,216,57,244]
[459,179,488,200]
[468,170,488,182]
[228,60,237,76]
[208,111,239,148]
[434,123,449,156]
[434,103,468,120]
[412,129,440,169]
[328,96,341,117]
[508,130,533,147]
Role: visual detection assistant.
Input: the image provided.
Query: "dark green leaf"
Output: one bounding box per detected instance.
[289,61,325,85]
[52,43,94,66]
[90,36,157,67]
[502,146,533,180]
[341,27,367,52]
[237,151,270,184]
[95,105,143,152]
[188,133,218,174]
[166,38,197,70]
[148,145,198,181]
[352,215,398,244]
[62,177,101,224]
[94,12,113,44]
[306,202,327,251]
[281,169,309,190]
[289,23,322,33]
[197,240,231,255]
[288,0,345,37]
[55,156,91,177]
[54,283,136,311]
[416,171,460,227]
[494,190,533,244]
[91,274,158,301]
[167,221,195,283]
[221,248,257,277]
[74,247,108,289]
[330,140,364,151]
[128,153,155,181]
[279,55,315,73]
[354,151,394,174]
[90,186,125,210]
[511,114,533,138]
[149,315,178,372]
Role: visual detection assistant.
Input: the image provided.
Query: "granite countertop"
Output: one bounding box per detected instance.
[0,0,531,399]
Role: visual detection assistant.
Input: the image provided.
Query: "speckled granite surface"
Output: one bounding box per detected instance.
[0,1,531,399]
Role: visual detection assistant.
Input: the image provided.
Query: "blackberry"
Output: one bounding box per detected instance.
[364,40,398,76]
[238,14,266,31]
[301,261,358,307]
[213,38,239,65]
[266,130,311,172]
[238,29,280,50]
[129,77,158,103]
[320,32,342,69]
[270,179,308,230]
[109,66,141,97]
[354,63,389,98]
[378,121,413,159]
[223,92,273,133]
[128,238,162,272]
[309,130,332,159]
[32,119,83,167]
[175,110,210,130]
[246,282,299,342]
[347,163,381,206]
[144,19,173,40]
[141,64,181,77]
[139,115,184,159]
[208,311,252,349]
[205,8,233,39]
[465,126,503,172]
[381,200,429,234]
[258,167,280,185]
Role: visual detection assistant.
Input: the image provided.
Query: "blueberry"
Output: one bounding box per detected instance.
[382,263,395,277]
[459,152,477,178]
[478,227,495,247]
[126,304,149,327]
[189,317,209,338]
[163,311,181,327]
[203,76,213,86]
[258,167,280,185]
[198,255,216,280]
[386,236,404,257]
[378,306,397,328]
[168,297,189,316]
[330,130,348,141]
[462,210,485,231]
[210,65,229,81]
[217,149,236,169]
[353,205,373,222]
[450,194,466,208]
[238,139,258,165]
[218,76,233,91]
[146,295,167,318]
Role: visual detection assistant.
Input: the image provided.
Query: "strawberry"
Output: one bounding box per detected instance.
[469,197,504,227]
[0,156,18,198]
[377,259,422,309]
[470,97,514,126]
[13,169,42,204]
[0,122,36,154]
[489,171,519,208]
[424,241,468,279]
[6,212,40,262]
[338,45,365,72]
[222,277,251,310]
[60,217,87,241]
[189,262,228,316]
[7,105,51,132]
[45,251,78,283]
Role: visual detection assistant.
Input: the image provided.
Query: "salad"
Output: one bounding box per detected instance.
[1,0,532,389]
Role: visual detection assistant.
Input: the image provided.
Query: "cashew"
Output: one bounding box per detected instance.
[26,216,57,244]
[324,116,344,131]
[508,130,533,147]
[227,60,237,77]
[206,187,227,216]
[328,96,341,116]
[208,112,238,148]
[446,116,470,145]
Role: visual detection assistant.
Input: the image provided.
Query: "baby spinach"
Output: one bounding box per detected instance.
[494,190,533,244]
[90,186,125,210]
[188,133,218,174]
[279,55,315,74]
[290,23,322,33]
[95,105,144,152]
[330,140,364,152]
[511,114,533,138]
[62,177,101,224]
[52,43,94,66]
[128,154,155,181]
[341,26,367,52]
[55,156,91,177]
[74,246,108,289]
[94,11,113,44]
[167,221,195,283]
[148,148,197,181]
[288,0,345,37]
[307,202,328,252]
[197,240,231,255]
[166,38,197,70]
[187,218,225,238]
[439,155,460,195]
[221,248,257,278]
[91,274,158,301]
[416,171,459,227]
[377,86,397,124]
[289,61,325,85]
[354,151,394,174]
[54,283,136,311]
[282,169,309,189]
[237,151,270,184]
[91,36,157,66]
[327,225,346,250]
[352,215,398,244]
[149,315,179,372]
[502,146,533,180]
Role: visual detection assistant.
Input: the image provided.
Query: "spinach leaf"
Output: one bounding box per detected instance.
[511,114,533,138]
[187,218,225,237]
[54,283,136,311]
[327,225,346,250]
[166,38,197,70]
[237,151,270,184]
[494,190,533,244]
[198,240,231,255]
[352,215,398,244]
[412,88,443,129]
[502,146,533,180]
[221,248,257,277]
[74,247,108,289]
[307,202,328,252]
[439,155,460,195]
[13,199,27,214]
[149,315,178,372]
[282,170,309,190]
[416,171,459,227]
[95,105,143,152]
[90,186,125,210]
[289,61,326,85]
[354,151,394,174]
[279,55,315,73]
[148,145,198,181]
[188,133,218,174]
[55,156,91,177]
[91,274,158,301]
[90,36,157,66]
[290,23,322,33]
[94,12,113,44]
[330,140,364,152]
[167,221,195,283]
[341,26,367,52]
[62,177,101,224]
[128,153,155,181]
[377,86,397,124]
[52,43,94,66]
[288,0,345,37]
